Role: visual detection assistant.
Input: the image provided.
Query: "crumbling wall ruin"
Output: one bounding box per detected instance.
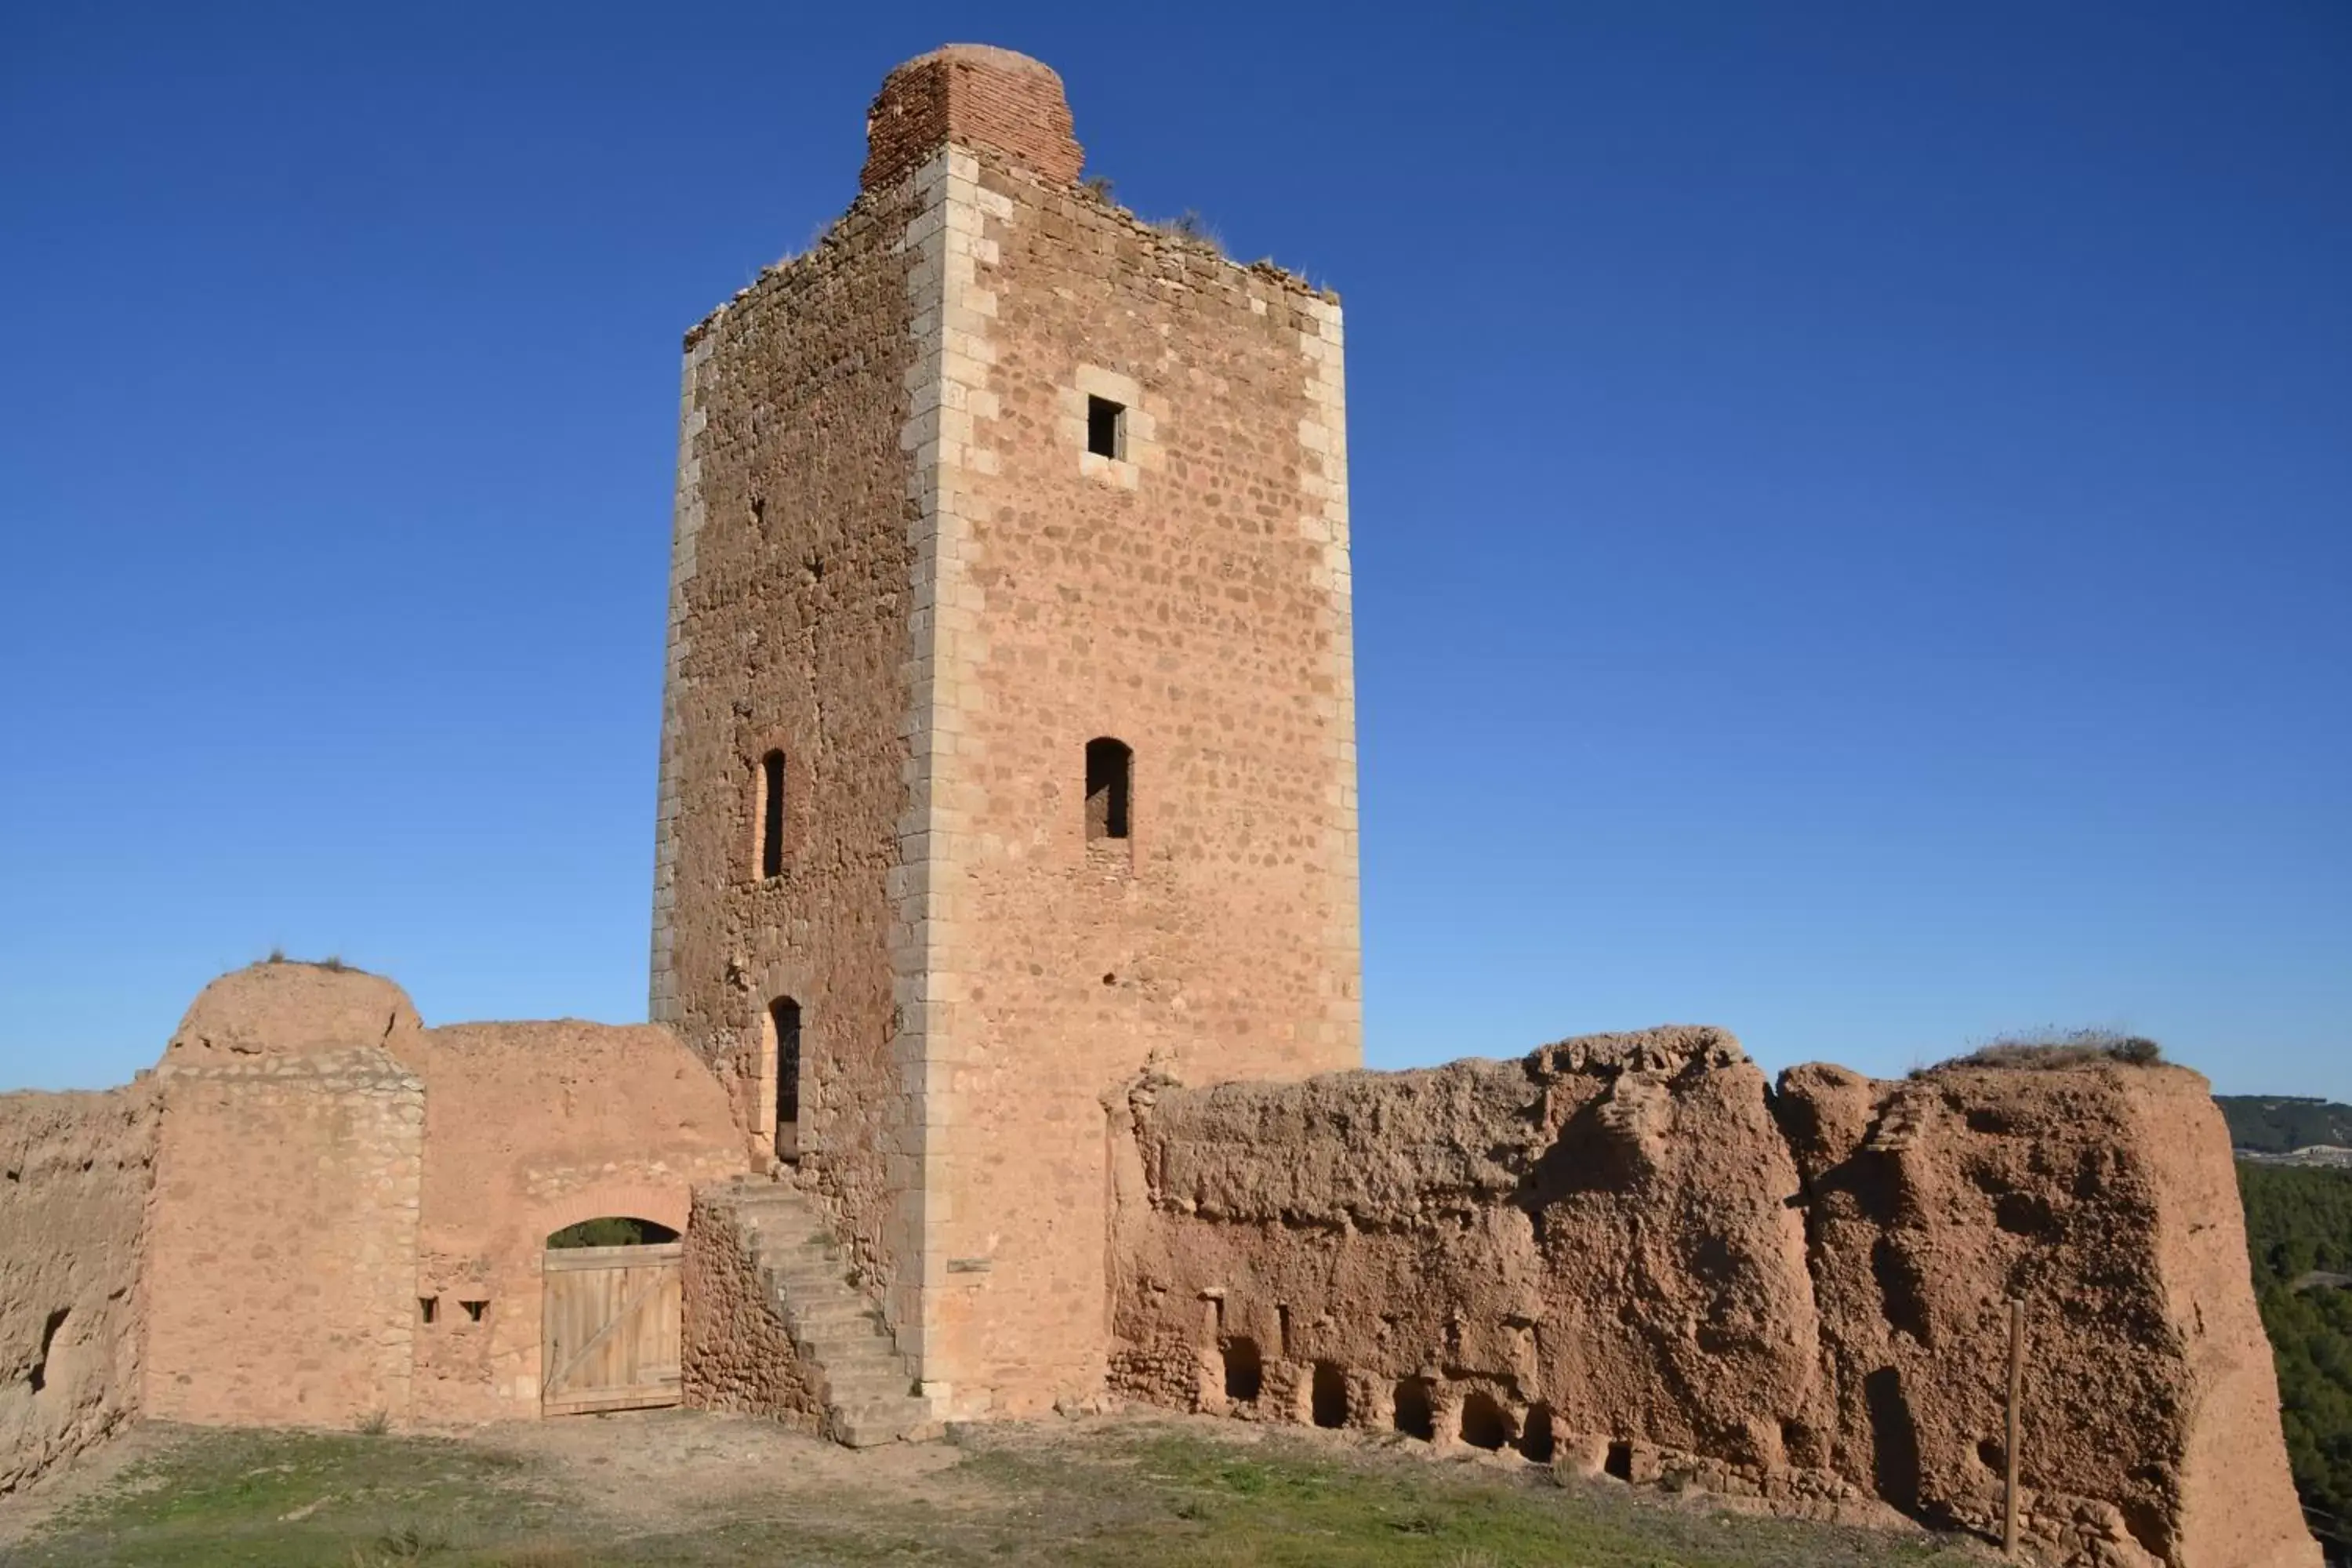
[1111,1029,2319,1568]
[1780,1061,2314,1568]
[0,1084,156,1494]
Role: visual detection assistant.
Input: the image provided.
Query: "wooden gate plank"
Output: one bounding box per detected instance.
[541,1242,683,1416]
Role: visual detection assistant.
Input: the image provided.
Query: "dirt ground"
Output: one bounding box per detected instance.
[0,1407,1996,1567]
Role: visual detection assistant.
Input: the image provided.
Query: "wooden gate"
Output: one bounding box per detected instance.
[540,1242,682,1415]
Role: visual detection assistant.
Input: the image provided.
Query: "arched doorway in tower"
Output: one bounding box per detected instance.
[766,997,802,1163]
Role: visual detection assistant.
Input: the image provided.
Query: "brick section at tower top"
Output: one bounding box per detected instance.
[862,45,1083,192]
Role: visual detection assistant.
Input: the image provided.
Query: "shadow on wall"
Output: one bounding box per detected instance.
[1864,1366,1922,1516]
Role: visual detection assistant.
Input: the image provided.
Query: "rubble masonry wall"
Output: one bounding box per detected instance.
[679,1188,824,1429]
[144,1045,423,1428]
[650,151,927,1327]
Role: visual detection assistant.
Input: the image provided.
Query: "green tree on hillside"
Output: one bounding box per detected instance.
[2239,1163,2352,1559]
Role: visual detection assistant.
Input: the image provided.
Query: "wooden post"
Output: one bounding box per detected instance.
[2005,1298,2026,1559]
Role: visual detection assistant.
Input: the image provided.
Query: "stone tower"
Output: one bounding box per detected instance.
[649,44,1360,1417]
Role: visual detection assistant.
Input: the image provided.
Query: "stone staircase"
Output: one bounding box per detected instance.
[710,1179,938,1447]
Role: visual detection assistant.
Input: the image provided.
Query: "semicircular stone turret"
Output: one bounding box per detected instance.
[861,43,1084,192]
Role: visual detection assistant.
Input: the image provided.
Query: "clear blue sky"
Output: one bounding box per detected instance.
[2,3,2346,1099]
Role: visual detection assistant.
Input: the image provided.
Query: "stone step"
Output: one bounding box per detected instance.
[829,1387,920,1413]
[757,1247,848,1272]
[741,1219,823,1241]
[751,1231,843,1258]
[721,1191,807,1213]
[809,1345,908,1363]
[789,1305,883,1334]
[796,1338,900,1369]
[816,1353,908,1382]
[757,1245,844,1269]
[740,1210,829,1234]
[829,1400,938,1446]
[830,1416,906,1448]
[764,1268,856,1298]
[775,1283,872,1311]
[837,1399,927,1425]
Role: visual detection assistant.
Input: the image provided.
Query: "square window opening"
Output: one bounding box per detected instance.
[1087,395,1126,460]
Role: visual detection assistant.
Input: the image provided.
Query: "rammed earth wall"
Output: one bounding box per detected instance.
[395,1021,744,1423]
[1780,1061,2310,1568]
[1110,1032,2319,1568]
[0,1084,155,1494]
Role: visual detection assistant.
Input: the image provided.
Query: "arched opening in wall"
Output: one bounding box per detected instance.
[546,1217,681,1247]
[26,1307,68,1394]
[1392,1377,1435,1441]
[1310,1361,1348,1429]
[541,1218,684,1417]
[1516,1402,1557,1463]
[1862,1366,1922,1515]
[1459,1390,1512,1451]
[757,750,787,877]
[768,997,803,1162]
[1084,738,1131,844]
[1221,1336,1262,1403]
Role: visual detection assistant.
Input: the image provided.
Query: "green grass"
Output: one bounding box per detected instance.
[16,1428,568,1566]
[9,1420,1988,1567]
[953,1433,1981,1568]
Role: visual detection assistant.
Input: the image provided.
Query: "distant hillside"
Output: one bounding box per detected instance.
[2220,1095,2352,1155]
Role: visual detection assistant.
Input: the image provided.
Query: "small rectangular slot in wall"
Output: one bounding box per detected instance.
[419,1296,438,1326]
[757,751,786,878]
[1087,395,1125,459]
[459,1299,488,1323]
